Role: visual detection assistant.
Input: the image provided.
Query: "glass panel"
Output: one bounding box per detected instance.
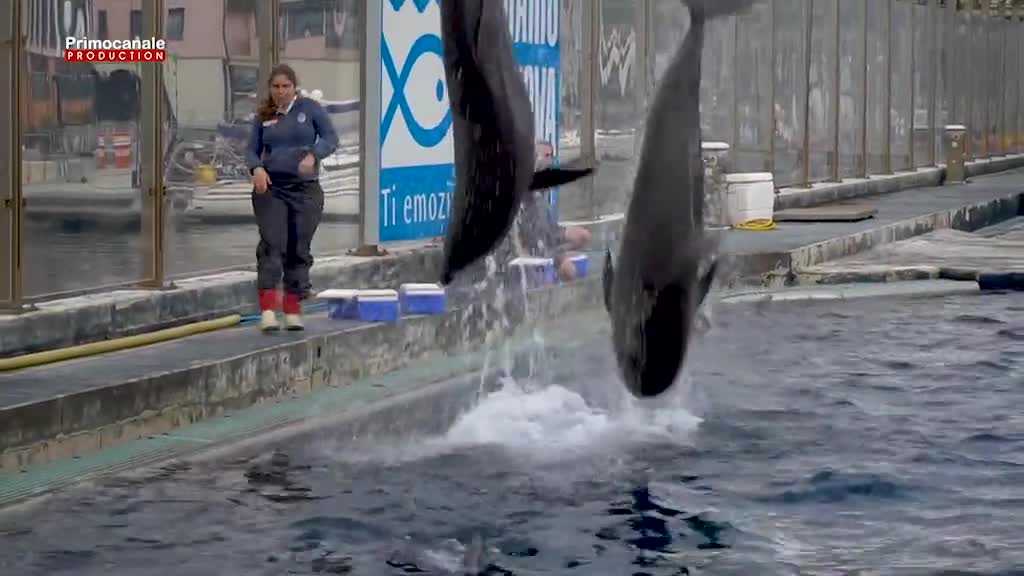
[556,0,587,221]
[282,0,361,258]
[700,11,735,147]
[838,0,866,177]
[733,0,772,173]
[890,0,913,171]
[772,0,807,187]
[951,2,970,143]
[969,2,986,158]
[1004,10,1018,154]
[912,0,933,168]
[593,0,640,216]
[934,0,948,164]
[988,6,1002,155]
[807,0,838,182]
[559,0,582,166]
[163,0,361,280]
[865,0,890,174]
[21,0,148,297]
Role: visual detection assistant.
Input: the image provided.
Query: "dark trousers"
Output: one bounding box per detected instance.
[252,179,324,297]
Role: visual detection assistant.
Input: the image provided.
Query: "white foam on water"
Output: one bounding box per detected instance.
[331,373,703,467]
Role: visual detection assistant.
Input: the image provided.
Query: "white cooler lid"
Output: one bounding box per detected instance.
[725,172,775,184]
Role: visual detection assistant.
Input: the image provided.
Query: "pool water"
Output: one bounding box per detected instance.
[1,291,1023,575]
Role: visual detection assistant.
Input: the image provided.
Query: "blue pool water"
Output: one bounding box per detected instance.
[1,291,1022,575]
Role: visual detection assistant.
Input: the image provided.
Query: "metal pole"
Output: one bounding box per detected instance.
[139,0,169,289]
[0,0,27,311]
[860,0,868,177]
[732,12,741,160]
[982,0,990,158]
[927,0,938,166]
[999,0,1010,155]
[353,0,384,256]
[799,0,812,187]
[831,0,840,181]
[909,0,916,169]
[884,0,893,174]
[768,0,776,179]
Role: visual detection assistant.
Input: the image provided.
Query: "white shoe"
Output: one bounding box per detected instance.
[284,313,304,331]
[260,310,280,332]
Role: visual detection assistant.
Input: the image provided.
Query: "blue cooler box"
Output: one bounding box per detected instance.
[508,256,556,287]
[568,253,590,278]
[317,289,359,320]
[399,283,447,315]
[356,289,399,323]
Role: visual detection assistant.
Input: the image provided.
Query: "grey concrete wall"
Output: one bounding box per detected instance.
[0,275,606,471]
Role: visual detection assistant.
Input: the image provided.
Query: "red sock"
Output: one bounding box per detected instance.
[259,289,282,312]
[283,292,302,314]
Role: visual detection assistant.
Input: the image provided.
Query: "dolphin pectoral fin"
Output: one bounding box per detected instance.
[602,248,615,313]
[696,258,718,307]
[529,167,594,191]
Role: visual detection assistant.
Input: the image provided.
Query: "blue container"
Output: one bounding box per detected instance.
[399,283,447,315]
[357,289,400,323]
[317,289,359,320]
[569,254,590,278]
[508,256,556,287]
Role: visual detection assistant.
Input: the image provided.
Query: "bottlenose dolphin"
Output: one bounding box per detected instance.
[602,0,755,398]
[438,0,593,285]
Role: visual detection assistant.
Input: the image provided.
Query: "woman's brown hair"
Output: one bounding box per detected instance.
[257,63,299,121]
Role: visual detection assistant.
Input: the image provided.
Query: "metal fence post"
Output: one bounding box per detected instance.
[352,0,385,256]
[0,0,28,312]
[139,0,171,290]
[799,0,812,187]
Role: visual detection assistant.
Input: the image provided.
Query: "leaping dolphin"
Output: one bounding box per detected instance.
[438,0,594,286]
[602,0,755,398]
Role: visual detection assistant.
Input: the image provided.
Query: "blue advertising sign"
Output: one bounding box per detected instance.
[377,0,562,243]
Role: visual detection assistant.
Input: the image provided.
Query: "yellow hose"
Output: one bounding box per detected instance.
[734,218,777,231]
[0,314,242,372]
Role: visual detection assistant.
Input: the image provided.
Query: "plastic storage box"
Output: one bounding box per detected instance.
[356,289,400,323]
[568,254,589,278]
[317,289,359,320]
[508,256,556,287]
[399,283,447,315]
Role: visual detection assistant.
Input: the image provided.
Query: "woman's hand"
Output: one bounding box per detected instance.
[298,153,316,178]
[252,167,271,193]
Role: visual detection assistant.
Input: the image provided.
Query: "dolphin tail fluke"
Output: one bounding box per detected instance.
[529,167,594,191]
[602,247,615,313]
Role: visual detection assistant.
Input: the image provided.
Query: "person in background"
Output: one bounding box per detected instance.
[246,63,339,332]
[511,143,592,282]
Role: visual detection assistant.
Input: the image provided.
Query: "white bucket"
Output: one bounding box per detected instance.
[724,172,775,226]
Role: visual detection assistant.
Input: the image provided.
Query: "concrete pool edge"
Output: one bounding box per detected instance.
[0,278,998,510]
[0,319,601,512]
[767,190,1024,286]
[0,276,606,473]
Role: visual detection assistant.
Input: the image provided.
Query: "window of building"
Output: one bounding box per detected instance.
[325,0,360,51]
[166,7,185,41]
[285,0,325,39]
[97,10,109,40]
[130,9,142,39]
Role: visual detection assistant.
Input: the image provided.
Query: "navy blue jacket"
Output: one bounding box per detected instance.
[245,96,339,184]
